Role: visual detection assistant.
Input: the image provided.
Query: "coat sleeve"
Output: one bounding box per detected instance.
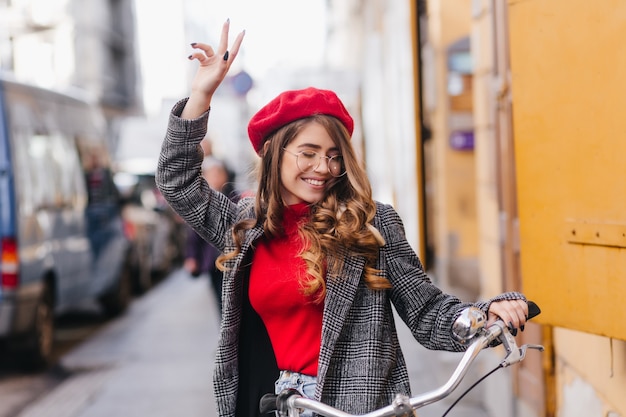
[375,202,525,352]
[155,98,238,253]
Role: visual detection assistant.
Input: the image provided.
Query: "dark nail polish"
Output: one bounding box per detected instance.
[187,55,193,60]
[190,42,197,47]
[521,325,525,332]
[223,51,229,61]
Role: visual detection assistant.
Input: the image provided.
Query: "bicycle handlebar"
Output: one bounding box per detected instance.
[260,301,543,417]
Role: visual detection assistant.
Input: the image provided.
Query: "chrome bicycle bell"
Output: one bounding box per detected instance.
[452,307,487,344]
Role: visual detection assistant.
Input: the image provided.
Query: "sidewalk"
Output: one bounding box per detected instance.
[19,269,220,417]
[17,269,504,417]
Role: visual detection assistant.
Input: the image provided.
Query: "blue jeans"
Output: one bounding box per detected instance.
[274,370,317,417]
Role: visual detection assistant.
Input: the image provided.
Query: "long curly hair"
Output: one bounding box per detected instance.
[217,115,391,302]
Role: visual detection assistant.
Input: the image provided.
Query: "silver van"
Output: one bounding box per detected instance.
[0,76,131,369]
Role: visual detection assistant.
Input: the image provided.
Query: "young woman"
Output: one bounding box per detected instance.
[156,20,529,417]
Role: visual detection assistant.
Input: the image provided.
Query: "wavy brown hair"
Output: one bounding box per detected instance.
[217,115,391,302]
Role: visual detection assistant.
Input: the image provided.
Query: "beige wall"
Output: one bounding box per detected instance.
[424,0,480,295]
[471,1,503,299]
[325,0,424,254]
[555,329,626,416]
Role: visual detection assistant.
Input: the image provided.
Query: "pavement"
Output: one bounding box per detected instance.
[14,269,511,417]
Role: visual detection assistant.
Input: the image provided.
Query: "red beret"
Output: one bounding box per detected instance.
[247,87,354,155]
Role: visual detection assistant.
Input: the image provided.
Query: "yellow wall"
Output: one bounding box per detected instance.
[508,0,626,415]
[508,0,626,340]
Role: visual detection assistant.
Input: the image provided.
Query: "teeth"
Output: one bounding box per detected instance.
[304,178,325,186]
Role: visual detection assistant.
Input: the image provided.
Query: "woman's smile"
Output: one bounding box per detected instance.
[302,177,326,187]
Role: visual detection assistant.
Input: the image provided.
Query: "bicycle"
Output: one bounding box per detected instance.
[260,301,543,417]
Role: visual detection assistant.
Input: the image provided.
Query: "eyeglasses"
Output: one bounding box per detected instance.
[282,148,346,177]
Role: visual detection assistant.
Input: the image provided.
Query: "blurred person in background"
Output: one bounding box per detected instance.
[82,145,123,258]
[183,144,239,315]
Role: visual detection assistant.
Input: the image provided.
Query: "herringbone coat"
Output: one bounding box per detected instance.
[156,99,524,417]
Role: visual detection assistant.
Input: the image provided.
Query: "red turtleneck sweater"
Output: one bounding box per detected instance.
[248,203,324,376]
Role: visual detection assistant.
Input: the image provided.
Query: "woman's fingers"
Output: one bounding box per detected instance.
[189,43,215,59]
[181,21,244,118]
[189,21,245,66]
[218,19,230,55]
[226,29,245,63]
[219,20,245,65]
[188,51,209,63]
[487,299,529,329]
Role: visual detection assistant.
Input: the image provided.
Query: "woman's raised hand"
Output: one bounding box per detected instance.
[182,19,245,119]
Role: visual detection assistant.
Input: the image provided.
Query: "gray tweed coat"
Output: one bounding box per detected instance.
[156,99,525,417]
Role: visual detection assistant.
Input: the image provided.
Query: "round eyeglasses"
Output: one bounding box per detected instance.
[282,148,346,177]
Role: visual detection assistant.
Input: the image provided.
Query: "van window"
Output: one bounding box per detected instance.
[48,133,85,208]
[28,133,59,208]
[11,127,38,214]
[11,130,85,213]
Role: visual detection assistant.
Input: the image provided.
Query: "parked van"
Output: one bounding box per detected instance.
[0,75,131,368]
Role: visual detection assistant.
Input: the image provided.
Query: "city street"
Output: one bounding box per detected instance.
[0,268,507,417]
[0,269,220,417]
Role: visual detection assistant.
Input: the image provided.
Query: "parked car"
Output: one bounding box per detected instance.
[114,162,186,294]
[0,76,131,369]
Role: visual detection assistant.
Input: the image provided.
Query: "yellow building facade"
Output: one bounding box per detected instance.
[507,1,626,416]
[452,0,626,416]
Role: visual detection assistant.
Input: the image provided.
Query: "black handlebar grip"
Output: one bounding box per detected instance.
[259,393,278,414]
[527,301,541,320]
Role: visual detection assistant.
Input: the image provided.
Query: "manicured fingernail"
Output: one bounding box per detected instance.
[190,42,197,47]
[223,51,229,61]
[521,325,525,332]
[187,55,193,60]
